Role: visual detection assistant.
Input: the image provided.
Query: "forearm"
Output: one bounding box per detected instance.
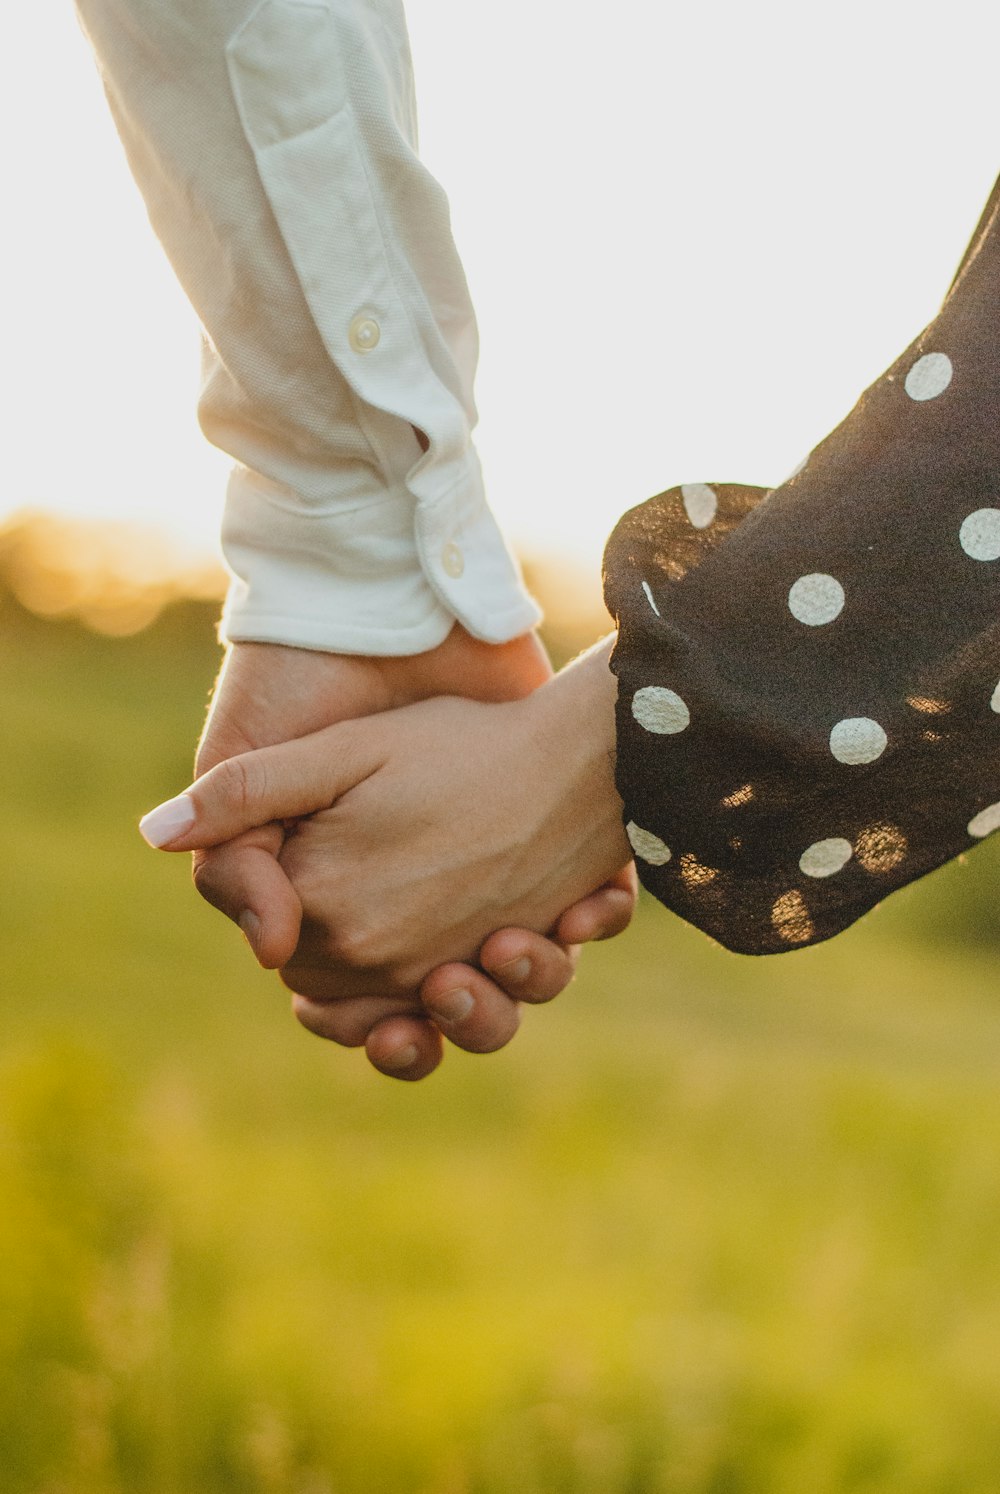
[603,182,1000,957]
[74,0,539,652]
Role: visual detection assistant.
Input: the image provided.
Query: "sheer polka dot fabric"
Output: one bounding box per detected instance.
[602,177,1000,953]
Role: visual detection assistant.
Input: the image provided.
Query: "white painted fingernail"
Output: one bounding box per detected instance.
[138,793,196,848]
[426,988,474,1026]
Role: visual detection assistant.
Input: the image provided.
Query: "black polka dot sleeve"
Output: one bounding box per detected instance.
[602,176,1000,954]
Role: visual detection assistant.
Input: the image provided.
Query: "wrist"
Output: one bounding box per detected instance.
[518,635,630,889]
[372,624,552,708]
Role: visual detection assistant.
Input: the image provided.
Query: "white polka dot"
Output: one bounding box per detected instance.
[904,351,953,401]
[681,483,718,529]
[632,686,690,734]
[641,580,661,617]
[991,681,1000,713]
[829,717,887,765]
[626,821,672,865]
[799,837,853,878]
[788,573,845,626]
[960,508,1000,561]
[969,801,1000,839]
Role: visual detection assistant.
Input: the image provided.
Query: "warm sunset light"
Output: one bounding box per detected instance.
[0,511,225,634]
[11,7,1000,1486]
[11,1,999,582]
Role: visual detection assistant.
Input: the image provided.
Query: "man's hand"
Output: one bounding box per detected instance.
[143,641,634,1080]
[188,630,635,1078]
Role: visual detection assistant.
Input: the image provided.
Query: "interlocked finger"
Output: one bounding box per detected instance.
[291,991,425,1049]
[419,964,523,1052]
[365,1015,444,1081]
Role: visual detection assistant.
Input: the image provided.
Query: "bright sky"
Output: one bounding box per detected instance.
[6,1,999,573]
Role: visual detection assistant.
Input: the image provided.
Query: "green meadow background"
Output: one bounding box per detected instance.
[6,547,1000,1494]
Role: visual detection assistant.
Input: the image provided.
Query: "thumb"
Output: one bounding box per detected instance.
[138,721,381,851]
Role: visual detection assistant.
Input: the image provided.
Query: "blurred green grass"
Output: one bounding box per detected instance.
[6,588,1000,1493]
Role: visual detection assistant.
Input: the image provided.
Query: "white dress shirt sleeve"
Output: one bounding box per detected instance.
[74,0,541,653]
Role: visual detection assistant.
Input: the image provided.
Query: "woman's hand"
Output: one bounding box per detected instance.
[185,629,635,1077]
[141,640,634,1077]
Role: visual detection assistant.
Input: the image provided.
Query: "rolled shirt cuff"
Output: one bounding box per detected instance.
[219,462,541,655]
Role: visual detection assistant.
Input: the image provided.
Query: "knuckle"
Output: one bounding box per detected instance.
[279,964,313,998]
[280,961,373,1006]
[213,753,260,822]
[212,747,270,830]
[318,1011,368,1048]
[191,853,233,917]
[391,960,431,997]
[290,994,366,1048]
[328,922,385,972]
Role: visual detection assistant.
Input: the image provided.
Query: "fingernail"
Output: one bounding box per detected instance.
[495,957,531,987]
[138,793,196,848]
[424,988,474,1026]
[379,1044,419,1072]
[238,910,261,955]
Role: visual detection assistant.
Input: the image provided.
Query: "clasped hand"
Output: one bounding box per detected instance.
[141,632,635,1080]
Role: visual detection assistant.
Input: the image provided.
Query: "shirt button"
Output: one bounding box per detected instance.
[348,314,381,353]
[441,541,465,579]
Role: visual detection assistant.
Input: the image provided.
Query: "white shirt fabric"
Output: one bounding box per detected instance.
[74,0,541,654]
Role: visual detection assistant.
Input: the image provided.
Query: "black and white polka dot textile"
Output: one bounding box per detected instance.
[603,175,1000,954]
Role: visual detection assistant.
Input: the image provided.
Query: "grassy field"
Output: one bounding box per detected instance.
[6,587,1000,1493]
